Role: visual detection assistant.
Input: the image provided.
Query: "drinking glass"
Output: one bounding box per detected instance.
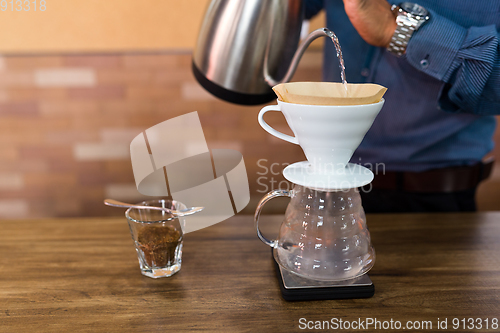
[125,199,185,278]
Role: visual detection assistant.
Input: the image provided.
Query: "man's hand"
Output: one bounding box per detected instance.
[343,0,397,47]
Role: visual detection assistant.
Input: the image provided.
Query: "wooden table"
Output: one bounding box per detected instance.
[1,213,499,332]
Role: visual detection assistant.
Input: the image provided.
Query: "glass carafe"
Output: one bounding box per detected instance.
[255,184,375,281]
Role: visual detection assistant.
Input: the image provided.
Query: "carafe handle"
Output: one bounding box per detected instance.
[254,189,291,248]
[258,105,299,145]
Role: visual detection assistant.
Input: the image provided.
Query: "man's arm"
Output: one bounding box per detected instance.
[407,13,499,116]
[343,0,500,116]
[342,0,396,47]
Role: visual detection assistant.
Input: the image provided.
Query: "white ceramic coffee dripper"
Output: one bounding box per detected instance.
[258,98,384,190]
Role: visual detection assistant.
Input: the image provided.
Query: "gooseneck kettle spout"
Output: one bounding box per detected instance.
[192,0,335,105]
[264,28,336,87]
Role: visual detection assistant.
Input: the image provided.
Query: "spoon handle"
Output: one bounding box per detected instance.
[104,199,169,212]
[103,199,204,217]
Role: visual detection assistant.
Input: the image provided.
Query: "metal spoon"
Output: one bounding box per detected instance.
[104,199,204,217]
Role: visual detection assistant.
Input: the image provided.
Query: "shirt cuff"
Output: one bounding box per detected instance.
[405,9,467,81]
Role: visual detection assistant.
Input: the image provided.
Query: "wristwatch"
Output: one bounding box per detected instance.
[387,2,430,56]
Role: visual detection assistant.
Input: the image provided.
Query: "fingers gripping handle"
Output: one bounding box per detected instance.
[258,105,299,145]
[254,189,291,248]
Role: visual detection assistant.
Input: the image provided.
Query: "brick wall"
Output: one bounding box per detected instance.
[0,51,497,218]
[0,51,322,218]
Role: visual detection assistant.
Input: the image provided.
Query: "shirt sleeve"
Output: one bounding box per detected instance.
[405,10,500,116]
[304,0,324,20]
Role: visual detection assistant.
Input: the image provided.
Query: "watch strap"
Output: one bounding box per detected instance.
[387,17,416,56]
[387,4,430,57]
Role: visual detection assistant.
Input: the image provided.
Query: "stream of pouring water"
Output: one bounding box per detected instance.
[330,33,348,97]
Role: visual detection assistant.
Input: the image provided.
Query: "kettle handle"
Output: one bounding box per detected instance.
[254,189,291,248]
[258,105,299,145]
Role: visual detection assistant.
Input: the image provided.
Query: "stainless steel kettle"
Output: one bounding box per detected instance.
[192,0,334,105]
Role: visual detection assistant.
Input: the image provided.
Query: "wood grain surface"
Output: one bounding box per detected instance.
[0,213,499,332]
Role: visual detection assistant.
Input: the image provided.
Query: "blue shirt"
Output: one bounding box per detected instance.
[305,0,499,172]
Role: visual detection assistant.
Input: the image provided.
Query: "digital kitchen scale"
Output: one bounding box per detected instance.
[273,253,375,302]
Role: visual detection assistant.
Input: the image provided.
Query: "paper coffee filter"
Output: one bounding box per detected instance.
[272,82,387,105]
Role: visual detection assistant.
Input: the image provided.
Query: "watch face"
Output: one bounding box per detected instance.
[401,2,429,16]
